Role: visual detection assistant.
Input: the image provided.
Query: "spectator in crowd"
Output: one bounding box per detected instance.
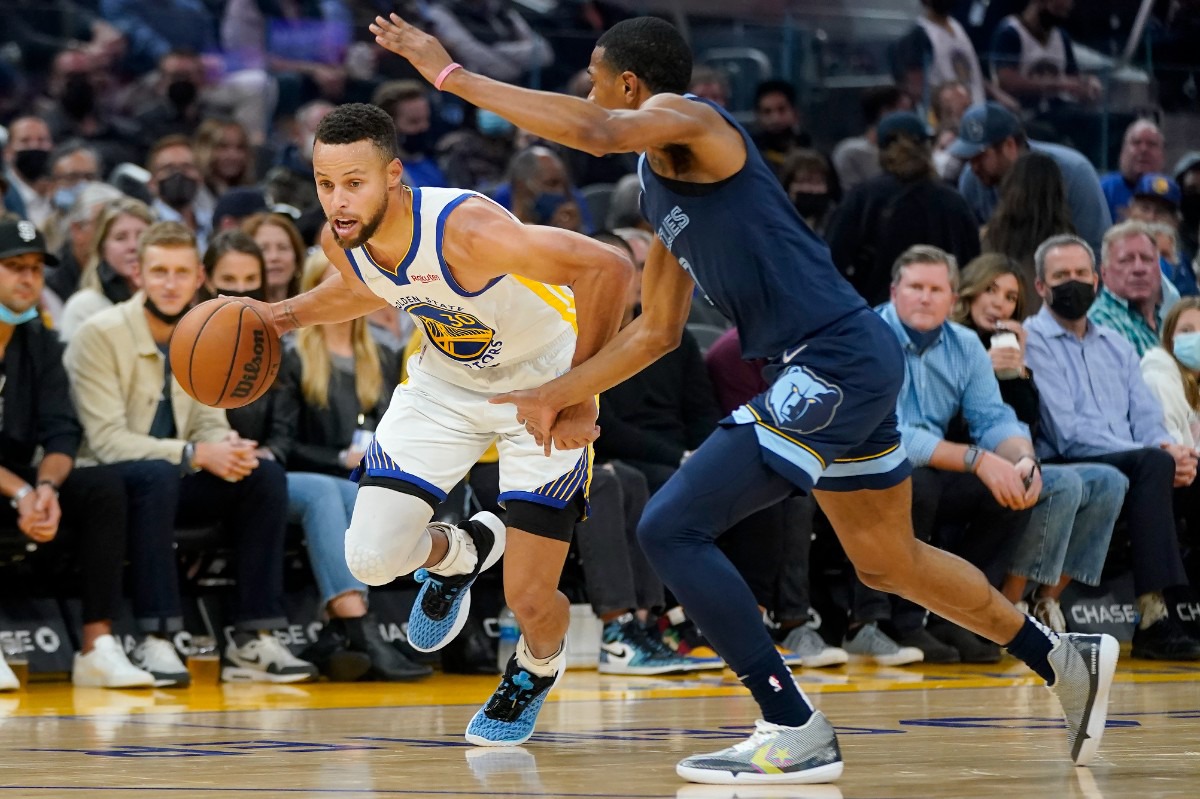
[211,186,269,233]
[1023,233,1200,659]
[751,80,810,177]
[1174,151,1200,258]
[1123,176,1198,296]
[64,221,320,684]
[59,197,154,340]
[0,217,155,690]
[44,181,125,303]
[1141,296,1200,588]
[950,254,1126,632]
[989,0,1101,114]
[245,247,430,681]
[0,0,127,77]
[126,49,211,146]
[439,107,516,192]
[269,99,334,192]
[146,134,214,251]
[372,80,446,188]
[40,142,104,255]
[1101,120,1165,223]
[2,116,55,227]
[101,0,219,77]
[930,80,973,182]
[424,0,554,85]
[832,85,910,193]
[951,102,1111,257]
[982,150,1075,311]
[688,65,730,108]
[492,146,591,233]
[1088,220,1179,357]
[36,48,139,170]
[827,111,980,307]
[1147,221,1199,299]
[194,117,254,198]
[865,245,1045,664]
[780,149,837,237]
[243,211,304,304]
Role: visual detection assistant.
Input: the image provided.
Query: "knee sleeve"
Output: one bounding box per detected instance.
[344,487,435,586]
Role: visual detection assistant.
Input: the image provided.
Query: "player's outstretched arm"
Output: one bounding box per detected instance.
[260,226,390,335]
[369,13,707,156]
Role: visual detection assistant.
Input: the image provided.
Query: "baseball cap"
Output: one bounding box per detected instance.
[948,102,1021,160]
[876,111,932,148]
[1133,173,1182,208]
[213,187,269,224]
[0,219,59,266]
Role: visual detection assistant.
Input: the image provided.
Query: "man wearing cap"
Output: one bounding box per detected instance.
[0,218,157,689]
[1100,120,1165,223]
[827,110,980,307]
[953,101,1110,257]
[211,187,268,233]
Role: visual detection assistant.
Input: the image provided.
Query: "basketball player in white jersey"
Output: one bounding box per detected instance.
[246,103,633,745]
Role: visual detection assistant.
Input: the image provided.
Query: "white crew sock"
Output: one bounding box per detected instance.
[515,635,564,678]
[428,522,478,577]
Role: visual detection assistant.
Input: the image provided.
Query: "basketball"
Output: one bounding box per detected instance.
[169,297,281,409]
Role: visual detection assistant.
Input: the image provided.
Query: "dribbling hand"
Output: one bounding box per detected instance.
[549,401,601,452]
[489,388,559,456]
[369,13,456,87]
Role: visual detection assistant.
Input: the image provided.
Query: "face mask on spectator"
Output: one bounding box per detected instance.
[143,295,190,325]
[53,184,82,213]
[792,192,830,220]
[1038,8,1068,29]
[158,172,199,209]
[0,303,39,325]
[1047,279,1096,321]
[477,109,514,137]
[60,74,95,119]
[1173,331,1200,371]
[900,321,942,353]
[167,79,198,111]
[398,129,434,157]
[929,0,955,15]
[217,287,265,302]
[532,192,571,224]
[1182,192,1200,230]
[13,149,51,183]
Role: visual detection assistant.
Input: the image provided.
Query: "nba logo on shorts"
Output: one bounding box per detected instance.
[766,366,844,434]
[407,303,496,362]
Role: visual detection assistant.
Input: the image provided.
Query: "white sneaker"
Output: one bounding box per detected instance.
[842,623,923,666]
[222,634,319,683]
[0,658,18,691]
[130,636,191,687]
[72,635,155,688]
[784,626,849,669]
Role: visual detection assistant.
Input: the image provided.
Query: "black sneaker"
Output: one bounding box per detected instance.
[1131,617,1200,660]
[299,622,371,682]
[895,626,961,664]
[928,620,1003,663]
[342,615,433,680]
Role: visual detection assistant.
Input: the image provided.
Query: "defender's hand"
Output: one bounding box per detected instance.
[490,389,559,456]
[370,13,456,88]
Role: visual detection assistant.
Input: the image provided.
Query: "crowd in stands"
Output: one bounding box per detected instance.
[3,0,1200,693]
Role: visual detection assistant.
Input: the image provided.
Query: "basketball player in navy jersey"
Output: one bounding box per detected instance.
[372,14,1119,784]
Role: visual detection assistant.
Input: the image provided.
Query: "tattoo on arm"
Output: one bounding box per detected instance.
[283,302,300,330]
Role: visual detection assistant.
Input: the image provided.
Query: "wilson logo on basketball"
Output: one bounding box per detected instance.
[230,329,267,400]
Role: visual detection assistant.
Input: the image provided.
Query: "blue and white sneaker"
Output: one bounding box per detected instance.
[408,512,506,653]
[465,649,564,746]
[599,614,691,675]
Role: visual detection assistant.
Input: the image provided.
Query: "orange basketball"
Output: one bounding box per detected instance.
[169,297,281,409]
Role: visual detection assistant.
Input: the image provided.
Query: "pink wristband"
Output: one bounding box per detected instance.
[434,62,462,91]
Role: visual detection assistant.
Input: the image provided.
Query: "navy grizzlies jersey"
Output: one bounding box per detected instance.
[638,96,867,360]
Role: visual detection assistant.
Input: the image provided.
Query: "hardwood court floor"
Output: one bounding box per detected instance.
[0,648,1197,798]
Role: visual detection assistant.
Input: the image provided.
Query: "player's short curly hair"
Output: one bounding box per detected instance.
[596,17,692,96]
[314,103,398,162]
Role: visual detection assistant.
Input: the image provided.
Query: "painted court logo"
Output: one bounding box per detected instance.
[766,366,843,434]
[407,303,496,362]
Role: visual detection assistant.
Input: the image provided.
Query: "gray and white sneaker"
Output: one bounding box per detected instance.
[130,636,191,687]
[842,623,923,666]
[783,626,848,669]
[1047,632,1119,766]
[222,634,319,683]
[676,711,843,785]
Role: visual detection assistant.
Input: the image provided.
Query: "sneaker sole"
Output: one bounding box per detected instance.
[409,513,507,654]
[798,651,849,668]
[675,759,844,785]
[220,667,316,684]
[71,675,155,689]
[848,652,924,667]
[464,667,565,747]
[1073,633,1118,766]
[598,661,692,675]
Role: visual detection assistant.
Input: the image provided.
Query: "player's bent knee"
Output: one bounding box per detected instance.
[344,486,436,585]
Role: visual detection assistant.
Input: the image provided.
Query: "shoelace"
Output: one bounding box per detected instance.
[484,668,551,722]
[726,722,777,754]
[415,568,470,619]
[629,624,685,662]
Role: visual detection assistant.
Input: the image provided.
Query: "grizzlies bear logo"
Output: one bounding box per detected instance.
[407,303,496,362]
[765,366,844,434]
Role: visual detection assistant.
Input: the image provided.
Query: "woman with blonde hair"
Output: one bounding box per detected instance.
[273,249,429,681]
[59,198,155,340]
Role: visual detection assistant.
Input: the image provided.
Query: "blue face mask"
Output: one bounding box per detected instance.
[901,321,943,353]
[1174,331,1200,371]
[477,109,514,137]
[53,184,81,213]
[0,303,40,326]
[532,192,571,224]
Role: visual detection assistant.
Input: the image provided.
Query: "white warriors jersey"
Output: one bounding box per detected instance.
[343,187,578,392]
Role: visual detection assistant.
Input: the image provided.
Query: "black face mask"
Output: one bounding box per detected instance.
[901,321,943,352]
[1038,9,1068,29]
[1047,279,1096,321]
[60,74,95,119]
[398,129,435,157]
[929,0,956,15]
[144,295,190,326]
[1181,192,1200,229]
[217,287,266,302]
[167,79,198,111]
[13,148,51,183]
[158,172,199,209]
[792,192,831,220]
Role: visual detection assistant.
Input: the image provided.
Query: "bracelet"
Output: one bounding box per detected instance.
[36,479,59,495]
[434,62,462,91]
[9,484,33,510]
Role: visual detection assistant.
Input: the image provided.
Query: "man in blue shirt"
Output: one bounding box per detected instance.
[951,102,1111,257]
[1099,120,1166,223]
[1024,233,1200,659]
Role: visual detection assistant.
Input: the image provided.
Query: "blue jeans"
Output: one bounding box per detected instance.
[287,472,366,606]
[1010,463,1128,588]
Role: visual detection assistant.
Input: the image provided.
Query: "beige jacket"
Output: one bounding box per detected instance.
[1141,346,1199,449]
[64,293,229,466]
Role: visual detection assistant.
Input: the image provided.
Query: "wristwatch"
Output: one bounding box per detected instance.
[180,442,202,475]
[963,445,984,474]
